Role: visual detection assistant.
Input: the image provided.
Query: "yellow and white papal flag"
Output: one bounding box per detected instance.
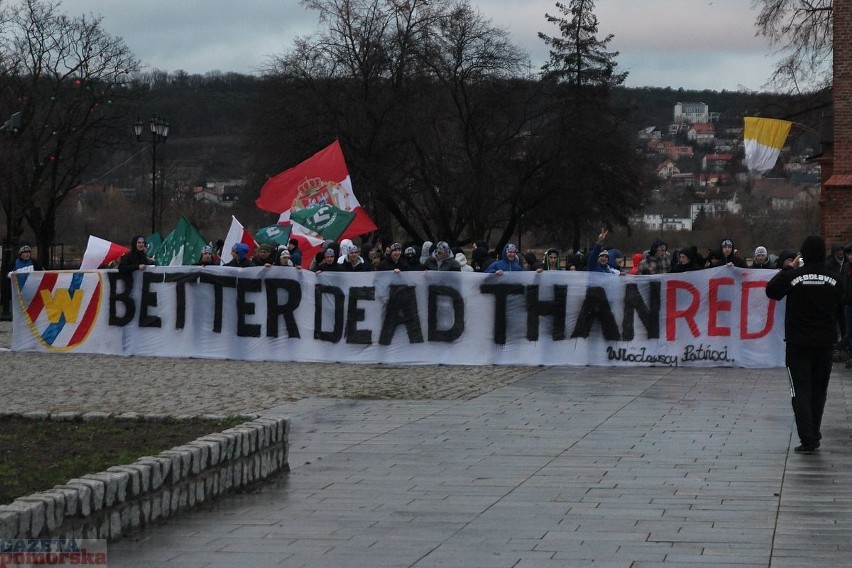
[743,117,793,173]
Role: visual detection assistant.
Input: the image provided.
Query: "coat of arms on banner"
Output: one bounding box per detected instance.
[13,271,103,351]
[292,176,353,213]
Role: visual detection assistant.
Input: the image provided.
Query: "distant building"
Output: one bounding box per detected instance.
[638,126,662,141]
[702,153,734,172]
[674,102,709,124]
[687,123,715,145]
[631,213,693,231]
[657,160,680,179]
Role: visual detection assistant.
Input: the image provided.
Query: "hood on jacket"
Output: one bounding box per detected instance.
[234,242,249,260]
[630,252,644,275]
[608,248,623,270]
[501,243,517,259]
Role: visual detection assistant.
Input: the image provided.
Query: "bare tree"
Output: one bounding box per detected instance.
[0,0,139,265]
[753,0,833,93]
[260,0,538,246]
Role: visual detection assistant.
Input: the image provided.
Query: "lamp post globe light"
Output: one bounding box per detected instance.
[134,115,169,235]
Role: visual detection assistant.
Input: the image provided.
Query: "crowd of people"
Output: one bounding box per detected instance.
[7,230,852,366]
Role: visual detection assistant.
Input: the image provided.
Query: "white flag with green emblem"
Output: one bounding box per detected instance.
[155,217,208,266]
[290,204,355,241]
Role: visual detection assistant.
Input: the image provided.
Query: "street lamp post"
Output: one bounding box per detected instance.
[134,115,169,235]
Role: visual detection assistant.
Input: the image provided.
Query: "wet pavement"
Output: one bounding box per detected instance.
[2,322,851,567]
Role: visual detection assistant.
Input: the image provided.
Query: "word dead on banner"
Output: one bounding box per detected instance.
[11,267,784,368]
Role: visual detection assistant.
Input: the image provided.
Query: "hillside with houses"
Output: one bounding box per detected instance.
[629,100,821,244]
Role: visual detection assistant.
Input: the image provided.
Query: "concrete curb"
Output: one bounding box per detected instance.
[0,413,290,541]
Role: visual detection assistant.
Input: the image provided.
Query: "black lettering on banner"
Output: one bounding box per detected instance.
[162,272,199,330]
[140,272,162,328]
[526,284,567,341]
[427,285,465,343]
[199,273,237,333]
[108,272,135,326]
[571,286,621,340]
[236,278,262,337]
[480,283,524,345]
[265,279,302,339]
[622,282,660,340]
[379,285,424,345]
[315,284,344,343]
[346,286,375,345]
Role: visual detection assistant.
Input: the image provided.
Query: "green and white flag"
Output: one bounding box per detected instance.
[146,232,162,258]
[254,223,292,247]
[290,204,355,241]
[155,217,208,266]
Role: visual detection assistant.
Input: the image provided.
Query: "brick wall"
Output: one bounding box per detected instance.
[822,1,852,242]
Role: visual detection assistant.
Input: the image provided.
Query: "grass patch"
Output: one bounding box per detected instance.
[0,415,245,505]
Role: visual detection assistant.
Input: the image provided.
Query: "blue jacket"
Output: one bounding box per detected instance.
[484,244,523,273]
[587,242,619,275]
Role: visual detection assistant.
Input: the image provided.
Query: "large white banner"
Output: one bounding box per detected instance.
[11,266,785,367]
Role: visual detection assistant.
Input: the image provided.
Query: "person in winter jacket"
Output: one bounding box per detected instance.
[636,240,671,274]
[629,252,644,275]
[751,246,775,269]
[423,241,461,271]
[287,238,302,267]
[252,243,276,267]
[313,248,340,273]
[589,248,620,275]
[485,243,523,274]
[470,241,493,272]
[720,238,747,268]
[402,246,421,270]
[377,243,410,272]
[766,235,845,454]
[224,242,252,267]
[341,243,372,272]
[587,228,619,274]
[118,235,156,273]
[195,245,217,266]
[537,248,562,272]
[669,248,702,273]
[6,244,43,278]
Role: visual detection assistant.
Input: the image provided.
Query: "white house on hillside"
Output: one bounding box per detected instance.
[674,102,709,124]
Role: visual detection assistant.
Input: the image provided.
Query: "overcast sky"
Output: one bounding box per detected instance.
[58,0,781,92]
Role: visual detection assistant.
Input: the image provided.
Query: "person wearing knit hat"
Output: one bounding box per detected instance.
[195,245,216,266]
[313,248,340,273]
[7,243,43,276]
[224,242,252,267]
[585,228,619,275]
[341,242,372,272]
[751,245,774,269]
[766,235,845,454]
[719,238,747,268]
[252,242,276,267]
[423,240,461,271]
[377,242,410,272]
[277,248,300,269]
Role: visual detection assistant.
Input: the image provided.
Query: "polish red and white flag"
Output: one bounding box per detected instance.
[255,139,377,265]
[80,235,130,269]
[220,215,256,264]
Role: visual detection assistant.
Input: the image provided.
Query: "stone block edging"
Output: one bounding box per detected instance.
[0,413,290,541]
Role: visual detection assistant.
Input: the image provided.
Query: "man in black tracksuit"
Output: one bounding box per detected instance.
[766,235,844,454]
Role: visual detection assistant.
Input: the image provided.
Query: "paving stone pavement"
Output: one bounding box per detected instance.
[3,321,852,567]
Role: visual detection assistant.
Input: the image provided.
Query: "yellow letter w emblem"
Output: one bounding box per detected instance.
[40,288,83,324]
